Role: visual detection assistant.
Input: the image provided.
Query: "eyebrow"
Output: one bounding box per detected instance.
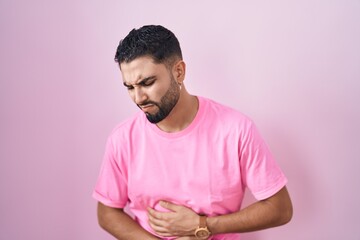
[123,76,156,87]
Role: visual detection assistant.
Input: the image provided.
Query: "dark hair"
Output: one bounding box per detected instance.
[114,25,183,67]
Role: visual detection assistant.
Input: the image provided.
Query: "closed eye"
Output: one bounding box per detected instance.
[123,76,156,90]
[140,79,155,87]
[123,83,134,90]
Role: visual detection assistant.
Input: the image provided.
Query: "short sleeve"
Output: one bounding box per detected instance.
[92,136,129,208]
[239,121,287,200]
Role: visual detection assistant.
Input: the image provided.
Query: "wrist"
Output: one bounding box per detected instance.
[194,215,211,239]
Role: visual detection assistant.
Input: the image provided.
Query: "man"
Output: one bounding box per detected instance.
[93,25,293,240]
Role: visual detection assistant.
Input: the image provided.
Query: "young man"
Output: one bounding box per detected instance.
[93,25,293,240]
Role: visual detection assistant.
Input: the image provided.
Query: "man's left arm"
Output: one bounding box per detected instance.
[148,186,292,238]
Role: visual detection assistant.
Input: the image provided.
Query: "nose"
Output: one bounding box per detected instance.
[133,87,147,105]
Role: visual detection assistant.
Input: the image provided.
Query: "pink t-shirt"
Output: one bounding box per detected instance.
[93,96,287,239]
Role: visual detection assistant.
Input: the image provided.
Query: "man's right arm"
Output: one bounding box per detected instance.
[97,202,160,240]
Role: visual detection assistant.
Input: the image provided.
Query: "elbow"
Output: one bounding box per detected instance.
[97,204,108,230]
[278,200,293,226]
[97,202,116,231]
[98,214,107,230]
[273,186,293,226]
[280,207,293,226]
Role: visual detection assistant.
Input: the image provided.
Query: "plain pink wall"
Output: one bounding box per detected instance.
[1,1,359,239]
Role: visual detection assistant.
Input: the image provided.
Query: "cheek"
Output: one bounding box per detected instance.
[154,81,172,98]
[146,87,163,101]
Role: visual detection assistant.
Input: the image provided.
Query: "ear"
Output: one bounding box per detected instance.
[172,60,186,84]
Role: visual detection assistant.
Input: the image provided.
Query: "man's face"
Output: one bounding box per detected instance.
[120,56,180,123]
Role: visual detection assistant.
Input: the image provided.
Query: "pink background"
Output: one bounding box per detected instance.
[1,1,359,239]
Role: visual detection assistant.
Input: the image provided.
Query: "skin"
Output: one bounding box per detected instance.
[120,55,198,133]
[147,187,293,238]
[97,56,293,239]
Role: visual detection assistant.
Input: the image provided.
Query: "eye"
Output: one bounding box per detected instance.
[123,83,134,90]
[141,80,155,87]
[124,84,134,90]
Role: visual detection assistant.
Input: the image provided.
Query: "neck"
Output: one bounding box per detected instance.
[156,90,198,133]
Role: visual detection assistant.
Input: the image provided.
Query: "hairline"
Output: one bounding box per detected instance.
[119,54,182,71]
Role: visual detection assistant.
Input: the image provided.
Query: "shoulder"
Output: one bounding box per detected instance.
[200,97,269,149]
[200,96,253,126]
[107,111,145,144]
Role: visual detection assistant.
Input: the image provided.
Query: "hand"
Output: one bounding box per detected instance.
[147,201,199,238]
[175,236,198,240]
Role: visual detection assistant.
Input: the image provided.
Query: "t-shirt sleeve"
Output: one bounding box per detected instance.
[239,121,287,200]
[92,136,129,208]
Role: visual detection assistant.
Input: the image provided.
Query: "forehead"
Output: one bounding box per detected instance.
[120,56,168,84]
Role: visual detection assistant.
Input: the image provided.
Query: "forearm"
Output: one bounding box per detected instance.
[97,202,159,240]
[207,187,293,235]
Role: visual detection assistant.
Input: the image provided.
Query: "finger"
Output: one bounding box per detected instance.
[147,207,164,220]
[160,200,181,212]
[148,218,172,237]
[148,212,166,227]
[148,206,175,221]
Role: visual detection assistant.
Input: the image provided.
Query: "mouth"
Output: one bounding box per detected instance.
[139,104,155,111]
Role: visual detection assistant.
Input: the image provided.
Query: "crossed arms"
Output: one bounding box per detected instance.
[97,186,293,239]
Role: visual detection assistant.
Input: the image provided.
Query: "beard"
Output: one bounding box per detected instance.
[138,75,180,124]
